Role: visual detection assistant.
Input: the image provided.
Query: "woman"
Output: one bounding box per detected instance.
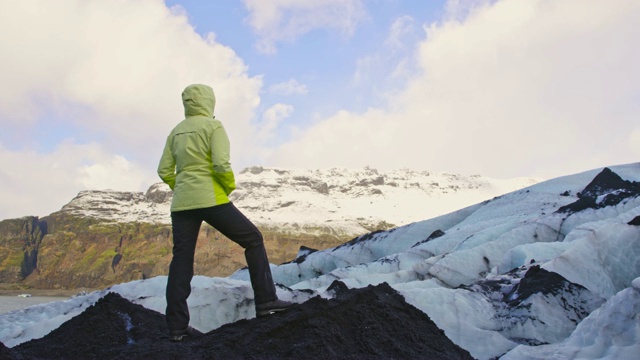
[158,84,291,342]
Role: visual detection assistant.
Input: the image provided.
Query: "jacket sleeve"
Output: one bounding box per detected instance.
[211,123,236,195]
[157,135,177,190]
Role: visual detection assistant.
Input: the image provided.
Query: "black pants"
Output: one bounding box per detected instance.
[165,202,277,331]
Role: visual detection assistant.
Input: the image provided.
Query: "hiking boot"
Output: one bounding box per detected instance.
[169,326,196,342]
[255,299,293,318]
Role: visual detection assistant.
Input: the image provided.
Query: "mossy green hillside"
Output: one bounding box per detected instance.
[0,213,390,290]
[0,217,46,283]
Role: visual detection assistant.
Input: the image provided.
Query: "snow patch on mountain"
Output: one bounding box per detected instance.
[58,185,171,224]
[57,166,537,237]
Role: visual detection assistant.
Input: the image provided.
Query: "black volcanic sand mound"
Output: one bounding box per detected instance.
[0,342,24,360]
[503,265,590,305]
[557,167,640,214]
[8,282,473,360]
[10,292,175,359]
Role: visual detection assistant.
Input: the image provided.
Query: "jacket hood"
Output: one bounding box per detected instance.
[182,84,216,117]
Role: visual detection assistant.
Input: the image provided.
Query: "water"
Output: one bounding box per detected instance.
[0,295,68,314]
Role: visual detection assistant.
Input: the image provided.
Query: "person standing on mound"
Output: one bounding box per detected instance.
[158,83,292,342]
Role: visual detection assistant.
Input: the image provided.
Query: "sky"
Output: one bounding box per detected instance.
[0,0,639,219]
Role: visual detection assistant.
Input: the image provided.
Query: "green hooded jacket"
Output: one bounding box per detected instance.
[157,84,236,212]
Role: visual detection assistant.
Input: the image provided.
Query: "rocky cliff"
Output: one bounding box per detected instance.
[0,167,536,290]
[0,217,46,285]
[0,214,344,290]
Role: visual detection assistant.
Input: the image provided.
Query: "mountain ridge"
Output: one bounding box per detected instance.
[57,166,538,235]
[0,166,537,291]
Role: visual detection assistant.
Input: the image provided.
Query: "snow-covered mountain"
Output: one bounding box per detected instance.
[2,163,639,359]
[0,166,536,290]
[59,166,538,236]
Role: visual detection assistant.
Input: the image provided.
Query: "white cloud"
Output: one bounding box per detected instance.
[628,129,640,158]
[0,0,267,219]
[268,0,640,179]
[260,103,293,139]
[353,15,419,94]
[0,0,264,160]
[269,79,308,96]
[385,15,415,50]
[270,108,396,169]
[76,155,150,191]
[242,0,366,54]
[0,141,153,219]
[444,0,493,22]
